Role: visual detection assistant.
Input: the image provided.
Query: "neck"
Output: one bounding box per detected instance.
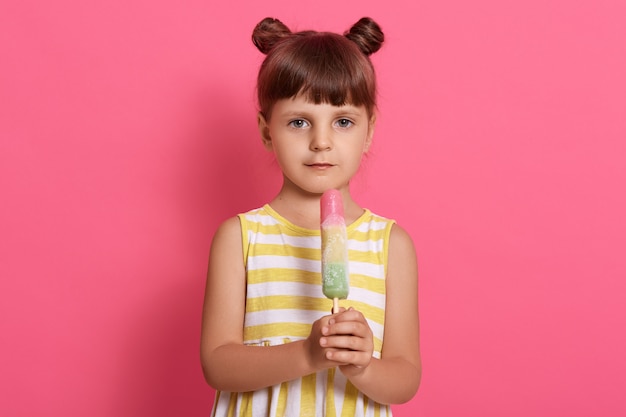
[268,180,363,229]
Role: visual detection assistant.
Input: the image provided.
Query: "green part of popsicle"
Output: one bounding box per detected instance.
[322,262,349,299]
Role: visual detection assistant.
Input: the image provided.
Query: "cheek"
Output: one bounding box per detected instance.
[274,144,301,167]
[344,149,366,171]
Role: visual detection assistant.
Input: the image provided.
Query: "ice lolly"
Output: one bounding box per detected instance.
[320,189,349,313]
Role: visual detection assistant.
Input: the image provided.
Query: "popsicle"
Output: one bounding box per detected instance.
[320,189,349,313]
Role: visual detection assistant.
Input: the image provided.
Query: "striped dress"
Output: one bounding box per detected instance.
[211,204,395,417]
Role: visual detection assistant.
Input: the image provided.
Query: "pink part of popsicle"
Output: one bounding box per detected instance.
[321,189,345,222]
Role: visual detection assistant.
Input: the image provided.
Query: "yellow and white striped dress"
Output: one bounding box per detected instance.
[211,204,395,417]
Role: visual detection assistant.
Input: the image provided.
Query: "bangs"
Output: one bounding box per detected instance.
[258,33,376,117]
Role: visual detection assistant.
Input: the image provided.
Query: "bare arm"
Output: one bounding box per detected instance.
[200,216,342,392]
[320,224,422,404]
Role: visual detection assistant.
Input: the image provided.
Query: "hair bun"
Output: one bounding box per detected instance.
[252,17,292,54]
[344,17,384,56]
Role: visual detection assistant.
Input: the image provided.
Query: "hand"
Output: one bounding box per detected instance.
[304,314,343,371]
[320,307,374,377]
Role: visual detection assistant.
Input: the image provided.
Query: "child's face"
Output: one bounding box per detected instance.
[258,94,375,195]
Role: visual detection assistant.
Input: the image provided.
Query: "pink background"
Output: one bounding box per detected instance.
[1,0,625,416]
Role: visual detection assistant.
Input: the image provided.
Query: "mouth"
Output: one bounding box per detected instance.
[306,162,334,169]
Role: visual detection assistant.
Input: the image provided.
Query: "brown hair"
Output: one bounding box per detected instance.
[252,17,384,119]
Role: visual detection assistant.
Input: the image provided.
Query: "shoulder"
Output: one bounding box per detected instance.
[364,209,394,224]
[387,223,418,275]
[210,216,243,256]
[389,223,416,252]
[214,216,242,238]
[212,205,267,243]
[357,210,395,236]
[365,210,413,250]
[207,216,248,284]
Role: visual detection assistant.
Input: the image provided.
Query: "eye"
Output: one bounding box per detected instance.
[288,119,309,129]
[335,118,354,128]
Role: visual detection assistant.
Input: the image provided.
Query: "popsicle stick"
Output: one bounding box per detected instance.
[332,298,339,314]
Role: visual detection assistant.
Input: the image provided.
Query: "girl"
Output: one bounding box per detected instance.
[201,17,421,417]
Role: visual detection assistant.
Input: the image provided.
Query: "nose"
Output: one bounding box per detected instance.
[309,126,332,151]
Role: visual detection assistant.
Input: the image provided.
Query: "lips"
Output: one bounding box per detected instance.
[306,162,334,169]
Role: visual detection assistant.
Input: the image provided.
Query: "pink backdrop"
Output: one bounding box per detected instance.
[1,0,625,416]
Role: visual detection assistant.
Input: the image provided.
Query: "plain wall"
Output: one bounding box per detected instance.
[1,0,625,416]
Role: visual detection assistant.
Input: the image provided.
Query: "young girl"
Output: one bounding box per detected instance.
[201,17,421,417]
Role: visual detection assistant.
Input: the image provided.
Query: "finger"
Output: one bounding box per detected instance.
[327,321,372,338]
[320,334,370,352]
[326,349,371,367]
[328,321,361,336]
[330,308,366,323]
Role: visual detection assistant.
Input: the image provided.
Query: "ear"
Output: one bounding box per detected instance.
[364,113,376,153]
[258,112,273,151]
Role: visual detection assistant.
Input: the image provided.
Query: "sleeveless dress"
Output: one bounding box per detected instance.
[211,204,395,417]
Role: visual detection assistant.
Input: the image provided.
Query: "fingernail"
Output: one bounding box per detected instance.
[320,337,327,346]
